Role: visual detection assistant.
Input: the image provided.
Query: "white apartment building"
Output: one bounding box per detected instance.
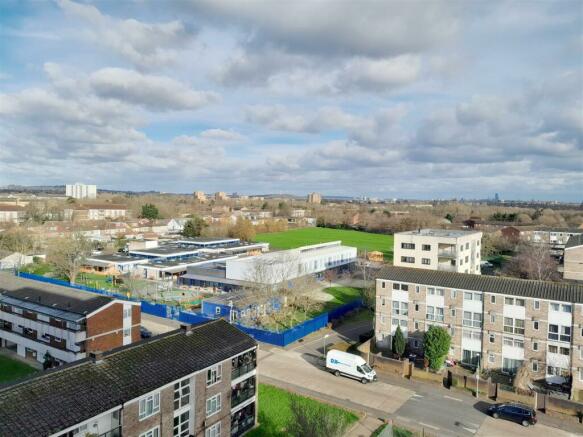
[394,229,482,274]
[66,183,97,199]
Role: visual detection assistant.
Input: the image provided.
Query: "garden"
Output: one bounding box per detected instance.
[0,355,38,384]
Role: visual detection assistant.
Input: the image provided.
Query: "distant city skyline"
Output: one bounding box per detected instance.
[0,1,581,201]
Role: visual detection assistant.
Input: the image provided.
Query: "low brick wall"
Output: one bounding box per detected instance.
[412,368,445,384]
[497,388,535,407]
[369,354,409,377]
[547,396,583,417]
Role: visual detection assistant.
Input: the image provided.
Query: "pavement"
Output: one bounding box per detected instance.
[258,318,583,437]
[141,312,181,335]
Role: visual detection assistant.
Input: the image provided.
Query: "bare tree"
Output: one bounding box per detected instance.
[0,228,38,271]
[47,233,92,284]
[504,243,559,281]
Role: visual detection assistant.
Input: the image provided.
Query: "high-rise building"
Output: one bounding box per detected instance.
[193,191,207,202]
[307,192,322,204]
[215,192,228,201]
[494,193,500,202]
[65,183,97,199]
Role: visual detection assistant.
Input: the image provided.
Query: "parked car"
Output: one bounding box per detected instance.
[487,403,537,427]
[140,327,152,339]
[326,350,377,384]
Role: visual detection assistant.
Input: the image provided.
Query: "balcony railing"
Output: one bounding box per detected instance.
[99,426,121,437]
[231,416,255,437]
[437,249,457,258]
[232,361,256,379]
[232,387,256,408]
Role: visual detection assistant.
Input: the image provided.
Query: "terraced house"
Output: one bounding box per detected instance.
[0,320,258,437]
[375,266,583,400]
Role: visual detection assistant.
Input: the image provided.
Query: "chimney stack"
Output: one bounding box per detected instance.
[180,324,193,335]
[89,351,104,363]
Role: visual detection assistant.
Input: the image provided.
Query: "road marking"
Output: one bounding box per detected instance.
[412,393,424,398]
[419,422,440,431]
[462,427,477,433]
[443,395,463,402]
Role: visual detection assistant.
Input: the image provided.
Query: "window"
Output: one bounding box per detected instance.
[206,393,221,417]
[415,304,419,311]
[490,295,496,304]
[451,309,456,317]
[426,306,444,322]
[392,319,398,326]
[173,410,190,437]
[401,284,409,291]
[123,308,132,318]
[505,297,514,305]
[393,282,400,290]
[381,281,386,289]
[207,364,222,386]
[503,337,514,347]
[140,427,160,437]
[488,354,495,364]
[436,288,445,296]
[392,301,408,317]
[549,345,558,354]
[489,334,495,343]
[401,243,415,250]
[532,361,539,373]
[550,303,560,311]
[560,347,570,356]
[401,256,415,264]
[464,292,473,301]
[451,290,457,299]
[400,319,407,328]
[504,317,525,335]
[502,358,523,375]
[123,328,131,337]
[533,341,538,351]
[465,242,469,250]
[562,304,572,313]
[381,298,386,306]
[533,321,539,330]
[422,244,431,251]
[174,378,191,410]
[463,312,482,328]
[415,286,420,293]
[548,324,571,342]
[205,422,221,437]
[139,392,160,420]
[414,321,419,330]
[421,258,431,265]
[215,307,221,315]
[490,314,496,323]
[515,299,525,307]
[533,300,540,310]
[428,287,435,295]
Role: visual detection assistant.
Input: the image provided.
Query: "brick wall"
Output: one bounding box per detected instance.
[122,385,174,436]
[86,302,141,353]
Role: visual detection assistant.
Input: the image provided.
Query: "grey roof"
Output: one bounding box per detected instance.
[0,319,256,437]
[129,245,200,256]
[397,229,480,238]
[86,254,147,263]
[0,274,113,317]
[566,234,583,250]
[377,266,583,303]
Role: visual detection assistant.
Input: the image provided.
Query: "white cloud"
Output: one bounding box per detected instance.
[89,68,219,111]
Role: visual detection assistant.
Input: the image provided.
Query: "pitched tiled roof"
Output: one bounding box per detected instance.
[377,266,583,303]
[566,234,583,249]
[0,319,256,436]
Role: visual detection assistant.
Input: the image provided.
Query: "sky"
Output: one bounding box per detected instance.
[0,0,582,201]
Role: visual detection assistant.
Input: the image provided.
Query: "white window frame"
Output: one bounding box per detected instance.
[139,392,160,421]
[207,364,222,387]
[140,426,160,437]
[533,300,540,310]
[206,393,222,418]
[174,377,191,410]
[205,422,221,437]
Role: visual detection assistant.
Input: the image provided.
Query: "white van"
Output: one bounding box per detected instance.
[326,350,377,384]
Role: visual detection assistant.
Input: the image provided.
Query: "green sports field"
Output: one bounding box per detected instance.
[255,227,393,260]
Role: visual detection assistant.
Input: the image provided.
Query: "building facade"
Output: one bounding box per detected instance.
[0,275,140,364]
[215,192,228,201]
[564,235,583,282]
[0,205,25,223]
[194,191,207,202]
[66,183,97,199]
[375,266,583,400]
[306,192,322,204]
[0,320,258,437]
[393,229,482,274]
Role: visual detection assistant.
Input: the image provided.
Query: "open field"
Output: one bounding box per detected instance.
[255,227,393,261]
[247,384,359,437]
[0,355,38,384]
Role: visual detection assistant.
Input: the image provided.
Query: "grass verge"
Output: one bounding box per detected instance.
[0,355,38,384]
[247,384,359,437]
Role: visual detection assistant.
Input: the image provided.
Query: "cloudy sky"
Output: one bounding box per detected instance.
[0,0,581,200]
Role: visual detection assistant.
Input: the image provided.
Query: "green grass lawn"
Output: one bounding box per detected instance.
[323,286,361,305]
[0,355,38,384]
[255,227,393,261]
[20,262,54,276]
[247,384,359,437]
[371,423,413,437]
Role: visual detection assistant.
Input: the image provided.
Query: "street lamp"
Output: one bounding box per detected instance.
[323,334,330,359]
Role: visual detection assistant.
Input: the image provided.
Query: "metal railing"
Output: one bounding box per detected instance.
[232,362,256,379]
[231,387,256,408]
[231,416,255,437]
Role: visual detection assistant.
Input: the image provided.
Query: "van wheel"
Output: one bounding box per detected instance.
[492,413,499,419]
[334,370,340,377]
[361,378,367,384]
[521,420,530,427]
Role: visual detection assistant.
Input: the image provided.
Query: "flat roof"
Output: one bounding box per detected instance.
[0,274,114,318]
[0,320,256,437]
[143,254,237,271]
[176,237,240,245]
[377,266,583,303]
[86,254,148,264]
[128,245,200,257]
[397,229,481,238]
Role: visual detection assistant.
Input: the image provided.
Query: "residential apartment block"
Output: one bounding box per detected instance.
[0,320,258,437]
[64,203,128,221]
[307,192,322,204]
[0,204,25,223]
[65,183,97,199]
[375,266,583,400]
[564,235,583,282]
[0,274,140,364]
[393,229,482,274]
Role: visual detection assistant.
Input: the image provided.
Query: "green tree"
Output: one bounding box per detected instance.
[423,325,451,371]
[444,213,455,222]
[140,203,160,219]
[392,325,406,359]
[182,216,208,238]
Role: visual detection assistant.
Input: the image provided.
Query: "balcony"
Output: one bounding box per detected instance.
[437,249,457,259]
[232,386,256,408]
[99,427,121,437]
[232,350,257,379]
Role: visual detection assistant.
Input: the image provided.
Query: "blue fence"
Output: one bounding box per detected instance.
[15,272,363,347]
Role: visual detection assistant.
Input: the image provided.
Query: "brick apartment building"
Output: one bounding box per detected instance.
[0,320,258,437]
[0,274,140,365]
[375,266,583,400]
[564,235,583,282]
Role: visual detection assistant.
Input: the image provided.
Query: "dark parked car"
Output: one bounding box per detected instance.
[140,327,152,339]
[487,403,537,427]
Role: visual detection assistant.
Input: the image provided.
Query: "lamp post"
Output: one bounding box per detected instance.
[323,334,330,360]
